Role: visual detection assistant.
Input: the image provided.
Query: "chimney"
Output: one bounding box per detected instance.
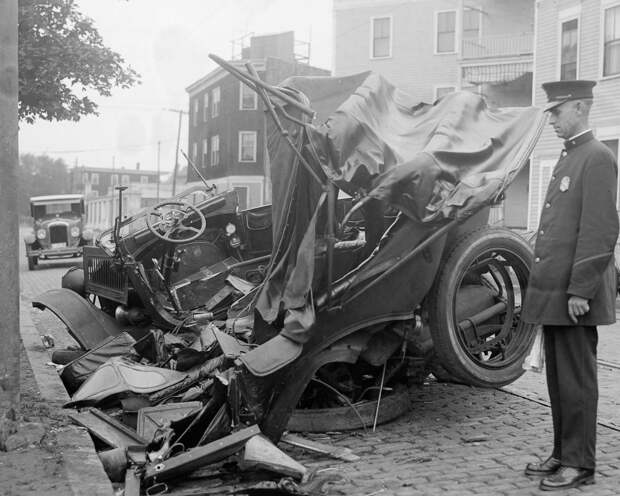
[136,162,140,170]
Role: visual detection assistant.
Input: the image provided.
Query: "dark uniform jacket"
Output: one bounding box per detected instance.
[523,131,619,326]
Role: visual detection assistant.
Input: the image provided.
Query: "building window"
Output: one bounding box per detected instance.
[560,18,578,80]
[91,173,99,185]
[211,87,220,117]
[140,175,148,184]
[203,93,209,121]
[463,8,481,39]
[121,174,129,184]
[239,82,258,110]
[604,5,620,77]
[210,135,220,166]
[239,131,257,162]
[435,85,456,100]
[202,138,208,167]
[192,142,198,165]
[436,10,456,54]
[371,17,391,58]
[193,98,199,126]
[111,174,118,186]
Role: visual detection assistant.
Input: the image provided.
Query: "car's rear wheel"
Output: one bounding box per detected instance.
[427,227,536,387]
[27,256,38,271]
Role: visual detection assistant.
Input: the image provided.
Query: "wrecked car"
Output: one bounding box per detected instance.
[34,58,546,490]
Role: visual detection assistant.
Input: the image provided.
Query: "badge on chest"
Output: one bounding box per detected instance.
[560,176,570,192]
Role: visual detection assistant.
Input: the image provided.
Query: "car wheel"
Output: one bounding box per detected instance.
[427,226,536,387]
[27,256,38,271]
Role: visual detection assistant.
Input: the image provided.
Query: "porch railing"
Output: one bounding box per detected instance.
[461,33,533,60]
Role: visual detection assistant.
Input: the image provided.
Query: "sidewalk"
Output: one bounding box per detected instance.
[0,258,113,496]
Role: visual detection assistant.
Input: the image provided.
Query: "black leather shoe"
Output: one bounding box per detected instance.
[524,456,561,476]
[540,466,595,491]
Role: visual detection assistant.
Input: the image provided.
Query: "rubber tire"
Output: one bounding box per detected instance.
[27,256,38,271]
[427,226,536,387]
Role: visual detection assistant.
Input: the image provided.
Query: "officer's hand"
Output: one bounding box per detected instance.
[568,295,590,324]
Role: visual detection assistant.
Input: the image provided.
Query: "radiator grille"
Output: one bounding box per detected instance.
[83,246,128,304]
[49,225,68,243]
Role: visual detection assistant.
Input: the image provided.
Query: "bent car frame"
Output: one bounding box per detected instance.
[34,58,547,489]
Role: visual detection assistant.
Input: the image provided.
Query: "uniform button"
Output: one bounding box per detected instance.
[534,257,541,263]
[539,230,544,235]
[545,202,551,208]
[552,175,556,180]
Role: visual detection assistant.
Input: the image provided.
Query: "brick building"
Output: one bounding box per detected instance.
[185,32,330,209]
[529,0,620,229]
[332,0,536,228]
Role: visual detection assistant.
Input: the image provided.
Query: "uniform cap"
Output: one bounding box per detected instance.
[541,80,596,112]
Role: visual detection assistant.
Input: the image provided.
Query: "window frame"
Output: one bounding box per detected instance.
[369,16,392,59]
[435,9,457,55]
[462,7,482,41]
[211,87,221,118]
[434,84,457,101]
[210,135,220,167]
[192,141,198,165]
[559,17,579,80]
[192,98,199,126]
[556,6,581,80]
[202,138,208,167]
[91,173,99,185]
[239,82,258,110]
[238,131,257,163]
[601,1,620,78]
[203,93,209,121]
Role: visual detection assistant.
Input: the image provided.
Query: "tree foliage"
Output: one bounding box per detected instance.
[18,154,70,216]
[18,0,140,123]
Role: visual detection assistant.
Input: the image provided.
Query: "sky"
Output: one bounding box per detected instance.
[18,0,333,175]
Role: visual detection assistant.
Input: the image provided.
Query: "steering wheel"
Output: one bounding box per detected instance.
[146,201,206,244]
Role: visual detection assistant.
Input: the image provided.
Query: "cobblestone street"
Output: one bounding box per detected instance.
[18,258,620,495]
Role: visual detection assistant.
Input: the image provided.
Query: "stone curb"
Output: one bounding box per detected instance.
[19,297,114,496]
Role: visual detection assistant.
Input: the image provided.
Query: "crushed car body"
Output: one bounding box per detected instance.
[34,60,546,491]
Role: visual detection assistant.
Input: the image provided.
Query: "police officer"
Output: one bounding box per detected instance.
[522,80,619,491]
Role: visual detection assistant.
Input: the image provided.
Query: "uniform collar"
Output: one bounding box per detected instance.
[563,129,593,150]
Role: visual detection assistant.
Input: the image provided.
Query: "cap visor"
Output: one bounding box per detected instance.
[544,98,569,112]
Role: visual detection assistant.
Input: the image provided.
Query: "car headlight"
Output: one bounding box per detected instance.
[229,234,241,248]
[23,231,36,244]
[36,229,46,240]
[82,229,94,241]
[225,223,236,235]
[70,226,81,238]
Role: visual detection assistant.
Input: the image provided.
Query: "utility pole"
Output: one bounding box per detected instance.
[172,111,182,196]
[156,140,161,203]
[0,0,20,437]
[163,108,188,196]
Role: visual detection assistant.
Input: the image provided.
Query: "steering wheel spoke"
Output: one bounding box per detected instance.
[146,201,207,244]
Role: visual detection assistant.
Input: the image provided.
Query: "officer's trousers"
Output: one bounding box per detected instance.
[544,325,598,469]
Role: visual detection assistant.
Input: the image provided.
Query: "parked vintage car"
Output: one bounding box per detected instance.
[24,194,93,270]
[35,65,547,455]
